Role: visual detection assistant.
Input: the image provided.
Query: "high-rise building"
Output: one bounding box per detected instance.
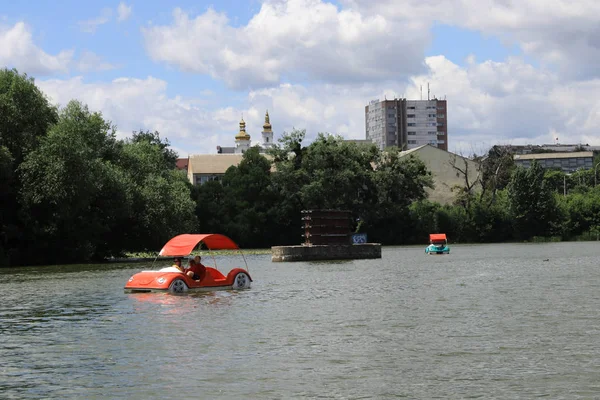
[365,98,448,151]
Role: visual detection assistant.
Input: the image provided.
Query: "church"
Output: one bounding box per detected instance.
[216,110,275,154]
[186,110,276,185]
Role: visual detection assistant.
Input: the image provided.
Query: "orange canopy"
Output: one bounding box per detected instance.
[429,233,447,242]
[159,234,239,256]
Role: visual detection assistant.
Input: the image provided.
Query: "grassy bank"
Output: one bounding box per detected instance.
[116,248,271,259]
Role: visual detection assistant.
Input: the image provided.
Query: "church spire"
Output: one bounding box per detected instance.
[235,115,250,140]
[263,110,272,132]
[261,109,274,149]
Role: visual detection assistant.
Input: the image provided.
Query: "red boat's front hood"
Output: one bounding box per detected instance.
[125,271,184,289]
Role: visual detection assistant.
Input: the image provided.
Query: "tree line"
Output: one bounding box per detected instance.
[1,68,600,266]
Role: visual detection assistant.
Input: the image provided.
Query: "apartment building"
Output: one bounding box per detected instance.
[365,98,448,151]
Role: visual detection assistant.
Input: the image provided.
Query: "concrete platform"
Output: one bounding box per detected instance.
[271,243,381,262]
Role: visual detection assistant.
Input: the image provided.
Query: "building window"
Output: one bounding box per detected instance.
[438,131,446,135]
[428,114,436,118]
[437,106,445,110]
[407,106,415,110]
[388,113,394,117]
[197,175,222,185]
[437,114,445,118]
[408,131,416,135]
[437,122,445,127]
[407,114,415,118]
[428,131,437,135]
[408,123,416,126]
[408,140,417,144]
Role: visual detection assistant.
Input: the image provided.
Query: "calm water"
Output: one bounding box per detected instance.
[1,242,600,399]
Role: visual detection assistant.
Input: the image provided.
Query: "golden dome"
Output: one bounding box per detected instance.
[235,116,251,140]
[262,110,272,132]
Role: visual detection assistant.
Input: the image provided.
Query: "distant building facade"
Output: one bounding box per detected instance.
[365,98,448,151]
[496,143,600,155]
[513,152,594,173]
[397,145,480,205]
[187,154,245,185]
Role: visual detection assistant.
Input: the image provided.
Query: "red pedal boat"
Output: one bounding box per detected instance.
[124,234,253,293]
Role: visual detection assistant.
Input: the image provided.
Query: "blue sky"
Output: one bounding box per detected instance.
[2,0,599,156]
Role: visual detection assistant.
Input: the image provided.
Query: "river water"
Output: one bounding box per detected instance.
[1,242,600,399]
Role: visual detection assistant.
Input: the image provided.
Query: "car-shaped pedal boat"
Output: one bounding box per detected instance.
[124,233,253,294]
[425,233,450,255]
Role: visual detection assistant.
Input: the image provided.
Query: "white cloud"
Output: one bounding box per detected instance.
[340,0,600,80]
[117,2,132,22]
[37,76,246,157]
[35,51,600,162]
[78,8,112,33]
[239,55,600,153]
[0,22,72,75]
[142,1,430,89]
[405,55,600,151]
[24,0,600,157]
[76,50,117,72]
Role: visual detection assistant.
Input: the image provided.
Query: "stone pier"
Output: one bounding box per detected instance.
[271,243,381,262]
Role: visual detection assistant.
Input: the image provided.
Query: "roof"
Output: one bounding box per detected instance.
[398,144,429,157]
[514,151,594,161]
[188,153,275,175]
[430,233,447,241]
[159,234,239,256]
[175,158,189,171]
[188,154,245,174]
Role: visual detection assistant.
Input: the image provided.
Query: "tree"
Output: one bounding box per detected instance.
[19,101,130,263]
[507,161,560,240]
[127,130,178,169]
[448,152,481,213]
[477,145,515,205]
[0,68,58,164]
[119,132,197,251]
[268,129,311,245]
[0,68,58,266]
[298,133,378,212]
[219,147,278,247]
[364,149,433,244]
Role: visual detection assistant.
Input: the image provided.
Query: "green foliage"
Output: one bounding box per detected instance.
[365,150,433,243]
[133,170,197,250]
[559,186,600,239]
[0,69,59,266]
[478,145,515,203]
[221,147,278,247]
[507,161,561,240]
[2,91,197,266]
[18,101,126,263]
[127,130,178,170]
[0,68,58,164]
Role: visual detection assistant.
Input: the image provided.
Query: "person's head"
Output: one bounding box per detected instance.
[194,255,201,263]
[174,257,182,266]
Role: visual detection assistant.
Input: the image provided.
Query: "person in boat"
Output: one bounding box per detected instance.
[185,255,206,282]
[172,257,185,272]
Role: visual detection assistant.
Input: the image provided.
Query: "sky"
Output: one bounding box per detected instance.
[2,0,600,157]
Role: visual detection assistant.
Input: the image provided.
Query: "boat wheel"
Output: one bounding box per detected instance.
[169,279,188,293]
[232,272,251,289]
